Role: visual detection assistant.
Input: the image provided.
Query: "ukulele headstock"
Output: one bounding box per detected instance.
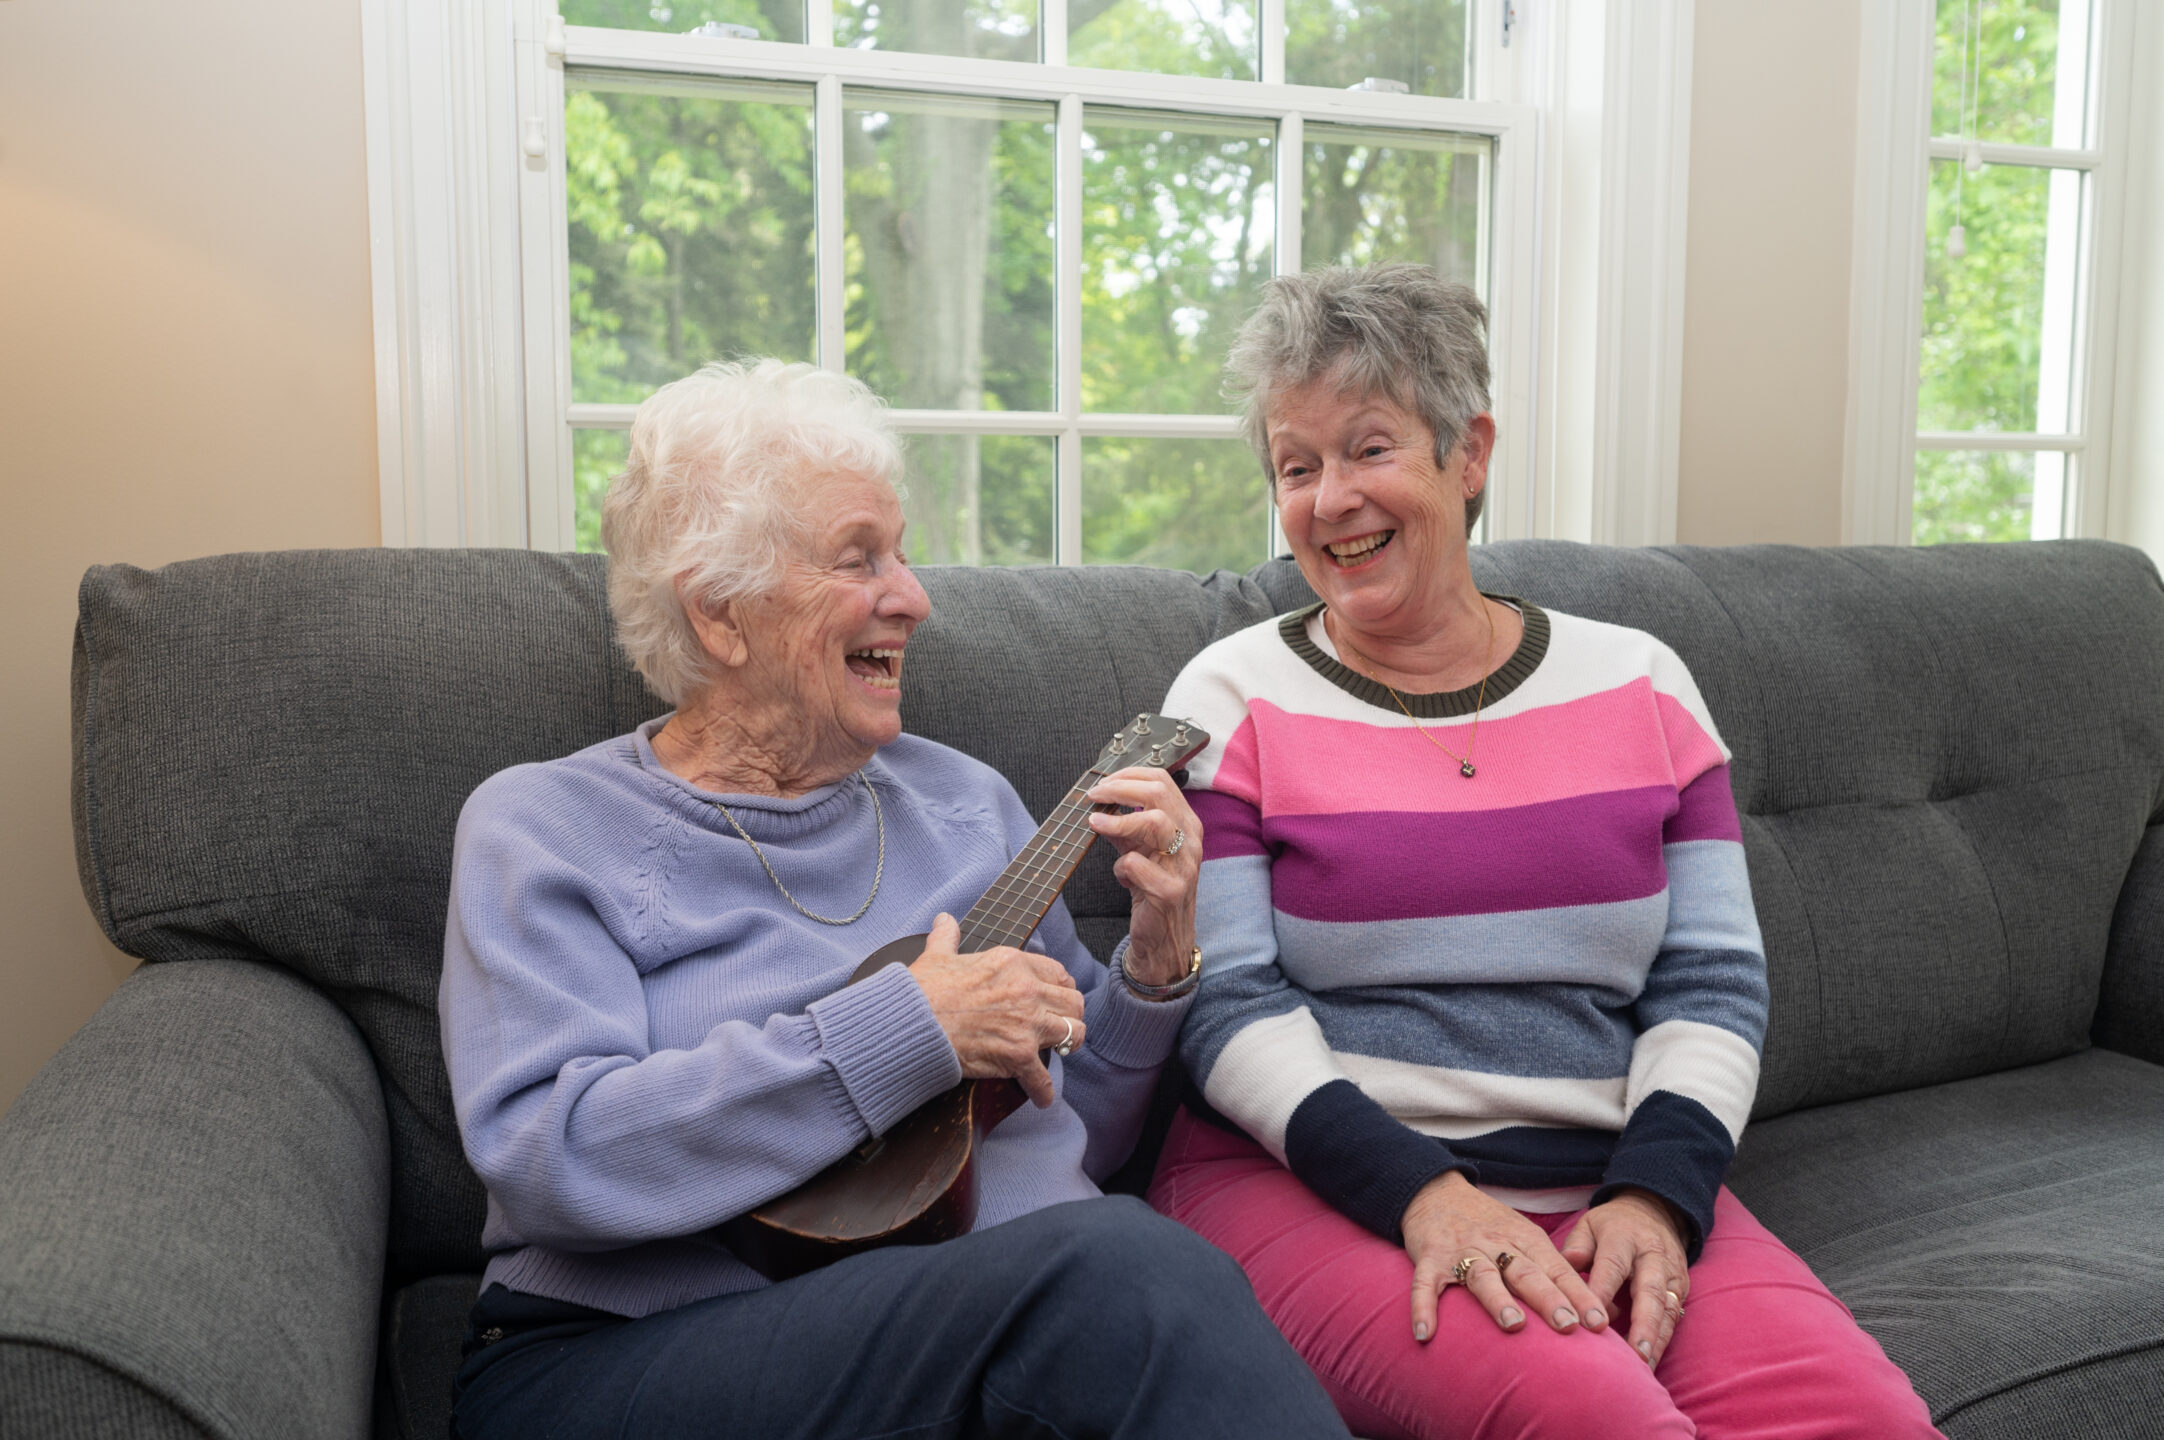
[1093,713,1210,781]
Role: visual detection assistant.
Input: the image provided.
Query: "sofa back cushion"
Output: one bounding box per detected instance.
[70,550,1282,1280]
[72,540,2164,1277]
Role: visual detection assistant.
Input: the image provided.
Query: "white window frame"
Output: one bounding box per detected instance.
[1843,0,2142,546]
[364,0,1699,555]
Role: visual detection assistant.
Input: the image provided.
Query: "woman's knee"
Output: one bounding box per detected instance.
[1032,1196,1253,1323]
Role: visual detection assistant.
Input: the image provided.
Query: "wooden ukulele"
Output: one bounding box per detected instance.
[716,712,1210,1281]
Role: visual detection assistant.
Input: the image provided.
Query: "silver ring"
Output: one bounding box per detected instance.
[1162,827,1185,858]
[1055,1016,1077,1057]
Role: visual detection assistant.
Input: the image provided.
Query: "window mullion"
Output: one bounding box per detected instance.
[815,73,845,372]
[1057,91,1084,565]
[1259,0,1284,84]
[1041,0,1067,67]
[806,0,833,47]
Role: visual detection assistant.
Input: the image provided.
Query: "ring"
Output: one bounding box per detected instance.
[1451,1255,1481,1287]
[1162,827,1186,858]
[1664,1288,1683,1316]
[1055,1017,1077,1058]
[1495,1251,1515,1274]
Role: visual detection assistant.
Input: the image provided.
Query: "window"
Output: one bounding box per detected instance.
[1914,0,2098,544]
[522,1,1526,570]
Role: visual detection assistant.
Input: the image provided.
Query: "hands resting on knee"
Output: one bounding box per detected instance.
[1401,1172,1692,1365]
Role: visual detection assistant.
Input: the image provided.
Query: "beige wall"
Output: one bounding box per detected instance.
[0,0,381,1113]
[1676,0,1862,546]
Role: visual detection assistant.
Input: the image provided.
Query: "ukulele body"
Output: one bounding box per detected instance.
[715,934,1028,1281]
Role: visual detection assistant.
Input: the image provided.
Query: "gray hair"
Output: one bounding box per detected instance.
[1225,264,1492,532]
[601,358,903,705]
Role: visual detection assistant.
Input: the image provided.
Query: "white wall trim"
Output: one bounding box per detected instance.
[1497,0,1691,548]
[1587,0,1691,547]
[361,0,533,547]
[1840,0,1933,547]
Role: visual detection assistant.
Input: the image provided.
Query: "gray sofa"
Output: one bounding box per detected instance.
[2,540,2160,1440]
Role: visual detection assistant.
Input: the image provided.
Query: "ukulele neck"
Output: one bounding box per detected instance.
[956,768,1116,953]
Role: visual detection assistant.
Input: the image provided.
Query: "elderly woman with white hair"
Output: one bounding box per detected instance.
[436,359,1347,1440]
[1148,265,1944,1439]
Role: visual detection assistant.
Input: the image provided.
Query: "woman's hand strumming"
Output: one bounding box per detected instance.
[908,913,1086,1109]
[1084,766,1202,988]
[1401,1173,1610,1345]
[1559,1190,1691,1366]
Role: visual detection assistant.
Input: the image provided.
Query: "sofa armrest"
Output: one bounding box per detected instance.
[0,960,389,1440]
[2096,822,2164,1067]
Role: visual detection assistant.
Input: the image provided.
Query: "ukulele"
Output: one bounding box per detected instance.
[716,712,1210,1281]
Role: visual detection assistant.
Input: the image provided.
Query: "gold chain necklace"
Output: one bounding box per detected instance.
[706,770,885,925]
[1341,599,1496,780]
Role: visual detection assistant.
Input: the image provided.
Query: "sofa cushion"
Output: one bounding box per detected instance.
[375,1273,482,1440]
[1262,541,2164,1119]
[1725,1048,2164,1435]
[71,551,1283,1283]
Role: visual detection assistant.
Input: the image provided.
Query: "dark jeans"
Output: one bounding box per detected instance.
[452,1196,1348,1440]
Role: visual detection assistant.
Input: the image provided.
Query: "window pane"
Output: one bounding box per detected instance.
[1913,449,2068,544]
[1920,159,2082,433]
[845,92,1055,414]
[559,0,804,42]
[1082,436,1269,571]
[835,1,1037,61]
[1302,124,1488,287]
[1286,0,1470,99]
[1082,109,1274,414]
[567,75,815,404]
[1069,0,1258,82]
[573,428,632,553]
[1931,0,2091,148]
[900,434,1055,565]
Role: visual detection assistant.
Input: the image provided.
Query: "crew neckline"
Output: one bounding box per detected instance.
[1278,595,1551,719]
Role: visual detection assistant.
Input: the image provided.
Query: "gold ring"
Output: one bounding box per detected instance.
[1495,1251,1515,1274]
[1162,827,1185,858]
[1664,1288,1683,1315]
[1451,1255,1480,1286]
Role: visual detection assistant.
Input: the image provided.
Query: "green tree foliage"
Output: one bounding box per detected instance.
[1917,0,2074,545]
[1286,0,1468,97]
[560,1,1489,571]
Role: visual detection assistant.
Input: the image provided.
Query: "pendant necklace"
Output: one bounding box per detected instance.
[1341,598,1496,779]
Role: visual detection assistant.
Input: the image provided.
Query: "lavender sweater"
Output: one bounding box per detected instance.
[440,717,1191,1318]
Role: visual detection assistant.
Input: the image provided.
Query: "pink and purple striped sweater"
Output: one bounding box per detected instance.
[1165,598,1769,1255]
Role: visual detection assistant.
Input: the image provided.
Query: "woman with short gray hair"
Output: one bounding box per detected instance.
[1150,265,1942,1438]
[437,358,1348,1440]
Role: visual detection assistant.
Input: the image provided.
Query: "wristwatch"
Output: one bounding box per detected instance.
[1123,945,1203,1002]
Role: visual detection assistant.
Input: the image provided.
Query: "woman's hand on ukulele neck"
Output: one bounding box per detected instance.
[908,913,1086,1109]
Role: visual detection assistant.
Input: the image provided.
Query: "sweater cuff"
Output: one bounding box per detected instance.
[1592,1091,1735,1261]
[1284,1079,1473,1244]
[805,962,963,1138]
[1083,938,1193,1069]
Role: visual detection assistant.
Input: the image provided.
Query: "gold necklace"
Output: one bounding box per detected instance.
[1341,599,1496,779]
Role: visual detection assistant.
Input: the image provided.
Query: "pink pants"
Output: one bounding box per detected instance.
[1147,1109,1944,1440]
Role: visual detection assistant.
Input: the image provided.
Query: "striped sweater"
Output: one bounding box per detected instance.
[1168,599,1769,1255]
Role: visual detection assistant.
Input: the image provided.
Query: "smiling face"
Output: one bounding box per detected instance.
[726,468,930,775]
[1267,377,1493,645]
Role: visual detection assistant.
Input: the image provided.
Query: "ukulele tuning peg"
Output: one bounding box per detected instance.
[1147,743,1170,766]
[1171,721,1191,746]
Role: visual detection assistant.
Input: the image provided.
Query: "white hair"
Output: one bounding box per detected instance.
[602,359,903,705]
